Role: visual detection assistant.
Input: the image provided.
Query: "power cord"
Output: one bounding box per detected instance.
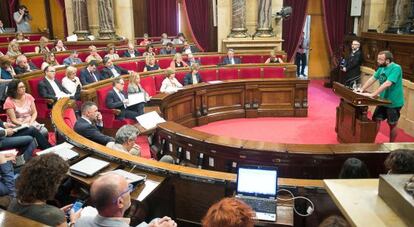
[277,188,315,217]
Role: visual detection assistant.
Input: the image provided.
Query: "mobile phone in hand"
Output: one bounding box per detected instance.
[72,200,84,213]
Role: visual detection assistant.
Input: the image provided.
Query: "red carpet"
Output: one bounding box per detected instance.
[194,80,414,144]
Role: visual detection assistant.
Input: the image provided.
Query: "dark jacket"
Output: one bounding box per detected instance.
[221,57,241,65]
[344,49,363,86]
[38,78,70,102]
[100,65,129,80]
[79,68,102,85]
[14,62,38,75]
[123,50,141,58]
[184,73,203,85]
[74,118,114,145]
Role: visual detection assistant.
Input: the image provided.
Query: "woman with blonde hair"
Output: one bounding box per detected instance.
[12,32,29,43]
[202,197,254,227]
[104,43,119,60]
[61,66,81,100]
[85,45,103,63]
[143,55,160,72]
[160,68,183,93]
[265,50,284,64]
[6,41,22,57]
[169,53,188,69]
[41,52,60,70]
[34,36,50,54]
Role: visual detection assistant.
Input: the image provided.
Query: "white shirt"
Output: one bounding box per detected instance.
[192,74,198,85]
[45,77,68,98]
[62,76,81,96]
[113,87,127,107]
[110,67,120,77]
[160,77,183,93]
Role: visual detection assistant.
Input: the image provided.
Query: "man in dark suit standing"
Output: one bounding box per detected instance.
[79,60,102,85]
[14,54,38,75]
[38,66,71,107]
[184,63,203,85]
[341,40,363,87]
[74,101,114,146]
[221,49,241,65]
[100,57,129,80]
[106,77,142,120]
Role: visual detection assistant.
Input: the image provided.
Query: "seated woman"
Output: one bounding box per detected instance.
[106,124,141,156]
[85,45,103,63]
[4,79,51,141]
[8,153,81,227]
[169,53,188,69]
[51,39,66,52]
[104,43,119,60]
[12,32,29,43]
[143,55,160,72]
[128,72,150,114]
[265,50,284,63]
[139,33,151,46]
[41,52,60,70]
[61,66,81,100]
[34,36,50,54]
[202,197,254,227]
[160,68,183,93]
[338,158,370,179]
[184,63,203,85]
[6,41,22,58]
[142,44,156,57]
[0,56,16,80]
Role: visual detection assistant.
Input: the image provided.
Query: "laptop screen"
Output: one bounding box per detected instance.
[236,166,278,198]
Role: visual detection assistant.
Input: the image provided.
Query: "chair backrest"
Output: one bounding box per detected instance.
[29,55,44,68]
[263,67,285,78]
[63,108,77,129]
[117,61,138,71]
[157,58,171,69]
[27,77,43,98]
[175,71,187,84]
[218,68,238,80]
[239,68,261,79]
[96,85,113,110]
[201,55,221,65]
[55,52,70,64]
[239,55,263,64]
[199,69,218,82]
[154,74,165,92]
[140,76,157,96]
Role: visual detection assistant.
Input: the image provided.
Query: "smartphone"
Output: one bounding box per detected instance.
[72,200,84,213]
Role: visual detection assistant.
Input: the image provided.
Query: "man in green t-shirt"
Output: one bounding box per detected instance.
[358,50,404,142]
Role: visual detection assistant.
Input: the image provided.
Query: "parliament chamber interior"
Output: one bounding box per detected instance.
[0,0,413,226]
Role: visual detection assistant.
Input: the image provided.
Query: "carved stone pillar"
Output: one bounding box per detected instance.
[386,0,411,33]
[228,0,249,38]
[72,0,90,40]
[255,0,274,37]
[98,0,116,40]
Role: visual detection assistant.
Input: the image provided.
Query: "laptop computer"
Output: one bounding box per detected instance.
[70,157,110,177]
[235,165,278,222]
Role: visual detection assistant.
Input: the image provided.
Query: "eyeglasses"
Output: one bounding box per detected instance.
[48,70,56,73]
[17,86,25,89]
[113,183,134,203]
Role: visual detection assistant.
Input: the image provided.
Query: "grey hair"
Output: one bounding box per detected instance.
[81,101,97,115]
[15,54,27,64]
[115,125,140,144]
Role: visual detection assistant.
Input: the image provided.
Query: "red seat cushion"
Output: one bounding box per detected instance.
[20,44,37,53]
[157,58,171,69]
[175,71,186,84]
[27,78,50,119]
[29,56,44,69]
[63,108,77,129]
[218,68,238,80]
[199,69,217,82]
[55,53,70,64]
[78,52,90,61]
[136,135,151,159]
[96,86,113,110]
[137,60,146,72]
[201,55,220,65]
[140,76,156,96]
[263,67,285,78]
[239,68,261,79]
[117,61,138,71]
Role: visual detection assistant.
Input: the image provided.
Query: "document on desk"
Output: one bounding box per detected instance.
[127,93,146,107]
[136,111,166,130]
[208,80,223,84]
[137,179,159,202]
[37,142,79,161]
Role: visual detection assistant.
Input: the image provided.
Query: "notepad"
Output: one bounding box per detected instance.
[127,93,146,106]
[37,142,79,161]
[12,124,29,132]
[136,111,166,130]
[70,157,110,177]
[101,169,146,184]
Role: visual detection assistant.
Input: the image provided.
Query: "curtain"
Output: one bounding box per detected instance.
[8,0,18,28]
[55,0,68,37]
[282,0,308,62]
[146,0,178,37]
[182,0,211,52]
[322,0,350,67]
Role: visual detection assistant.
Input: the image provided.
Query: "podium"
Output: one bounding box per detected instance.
[332,82,391,143]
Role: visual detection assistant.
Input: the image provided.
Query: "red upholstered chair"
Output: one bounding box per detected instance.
[154,48,161,55]
[63,108,77,129]
[239,68,261,79]
[27,77,53,119]
[0,46,7,54]
[136,135,151,159]
[263,67,285,78]
[117,49,126,57]
[97,50,106,58]
[77,52,90,61]
[28,34,43,41]
[55,53,70,64]
[0,37,9,43]
[157,58,171,69]
[201,55,220,65]
[175,71,187,84]
[140,76,157,96]
[137,60,146,72]
[96,85,135,128]
[239,55,263,63]
[137,47,146,53]
[199,69,218,82]
[218,68,238,80]
[117,61,138,71]
[154,74,165,92]
[19,44,37,53]
[29,55,44,68]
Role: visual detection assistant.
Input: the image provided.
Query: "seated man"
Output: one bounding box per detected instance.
[79,60,102,85]
[63,50,82,66]
[100,57,129,80]
[38,66,72,106]
[221,49,241,65]
[187,53,200,66]
[74,101,114,146]
[106,77,142,120]
[0,153,17,199]
[160,32,171,45]
[75,173,177,227]
[123,42,141,58]
[184,63,202,85]
[14,54,37,75]
[159,42,176,55]
[85,45,103,63]
[181,41,197,55]
[106,125,141,156]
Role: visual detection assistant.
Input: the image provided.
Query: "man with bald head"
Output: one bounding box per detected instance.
[75,173,177,227]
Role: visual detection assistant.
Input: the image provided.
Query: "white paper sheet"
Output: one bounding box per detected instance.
[136,111,166,130]
[127,93,146,106]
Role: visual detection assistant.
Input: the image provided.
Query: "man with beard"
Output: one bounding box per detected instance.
[341,40,363,87]
[358,51,404,142]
